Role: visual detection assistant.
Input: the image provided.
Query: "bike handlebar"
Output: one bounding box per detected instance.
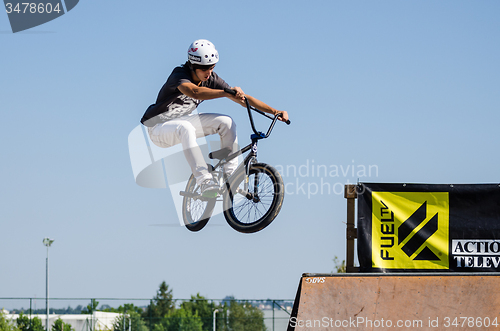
[224,88,291,126]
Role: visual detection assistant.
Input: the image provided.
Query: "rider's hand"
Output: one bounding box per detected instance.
[276,110,289,123]
[232,86,245,102]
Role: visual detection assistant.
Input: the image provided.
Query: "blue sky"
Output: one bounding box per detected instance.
[1,0,500,308]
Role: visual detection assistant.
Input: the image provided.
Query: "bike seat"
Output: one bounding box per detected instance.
[208,147,232,160]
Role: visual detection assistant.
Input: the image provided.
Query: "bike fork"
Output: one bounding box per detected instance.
[243,139,259,200]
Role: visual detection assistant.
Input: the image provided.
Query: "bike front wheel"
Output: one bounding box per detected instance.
[182,165,217,232]
[223,163,284,233]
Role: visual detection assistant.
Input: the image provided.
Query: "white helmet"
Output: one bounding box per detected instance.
[187,39,219,66]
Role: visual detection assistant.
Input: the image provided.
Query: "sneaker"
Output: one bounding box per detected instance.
[200,179,219,198]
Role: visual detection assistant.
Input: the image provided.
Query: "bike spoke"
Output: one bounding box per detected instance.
[230,170,277,224]
[182,165,218,232]
[223,163,284,233]
[186,185,209,223]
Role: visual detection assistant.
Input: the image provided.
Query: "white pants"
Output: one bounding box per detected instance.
[147,113,238,185]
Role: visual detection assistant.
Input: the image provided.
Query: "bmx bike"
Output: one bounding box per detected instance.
[180,88,290,233]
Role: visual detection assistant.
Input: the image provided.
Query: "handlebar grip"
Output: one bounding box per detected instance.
[277,112,291,125]
[224,88,237,96]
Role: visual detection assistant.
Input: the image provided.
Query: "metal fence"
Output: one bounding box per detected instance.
[0,298,293,331]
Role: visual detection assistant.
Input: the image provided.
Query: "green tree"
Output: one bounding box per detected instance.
[180,294,216,331]
[142,282,175,329]
[0,311,19,331]
[51,318,74,331]
[111,311,147,331]
[161,309,202,331]
[16,313,43,331]
[333,255,346,273]
[227,300,266,331]
[82,300,99,315]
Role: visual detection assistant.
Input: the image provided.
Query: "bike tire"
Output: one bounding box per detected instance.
[182,165,217,232]
[223,163,284,233]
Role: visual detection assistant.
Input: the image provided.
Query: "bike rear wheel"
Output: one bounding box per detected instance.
[182,165,217,232]
[223,163,284,233]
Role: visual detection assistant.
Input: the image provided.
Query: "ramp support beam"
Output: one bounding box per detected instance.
[344,184,358,272]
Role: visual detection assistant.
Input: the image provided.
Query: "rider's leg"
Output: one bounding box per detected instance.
[147,117,213,185]
[194,113,238,176]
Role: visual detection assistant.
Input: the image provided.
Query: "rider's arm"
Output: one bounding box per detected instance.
[227,89,289,122]
[178,82,228,100]
[179,83,289,122]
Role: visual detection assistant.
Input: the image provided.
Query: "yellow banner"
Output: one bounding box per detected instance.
[371,192,449,269]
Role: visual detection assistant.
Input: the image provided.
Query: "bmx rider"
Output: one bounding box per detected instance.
[140,39,289,197]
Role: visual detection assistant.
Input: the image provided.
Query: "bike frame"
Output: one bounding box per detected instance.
[180,93,288,201]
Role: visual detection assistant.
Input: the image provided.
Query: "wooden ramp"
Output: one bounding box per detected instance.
[287,273,500,330]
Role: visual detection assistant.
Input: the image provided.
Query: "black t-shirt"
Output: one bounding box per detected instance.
[141,64,230,127]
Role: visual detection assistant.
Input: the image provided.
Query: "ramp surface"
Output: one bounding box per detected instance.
[288,273,500,330]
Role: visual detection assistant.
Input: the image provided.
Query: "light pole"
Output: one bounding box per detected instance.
[43,238,54,331]
[213,309,219,331]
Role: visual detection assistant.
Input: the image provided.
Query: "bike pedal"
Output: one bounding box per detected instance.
[202,191,219,199]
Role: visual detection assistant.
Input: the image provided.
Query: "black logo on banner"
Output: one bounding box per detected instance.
[398,202,440,261]
[4,0,79,33]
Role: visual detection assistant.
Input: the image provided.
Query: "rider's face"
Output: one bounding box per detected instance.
[194,66,214,82]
